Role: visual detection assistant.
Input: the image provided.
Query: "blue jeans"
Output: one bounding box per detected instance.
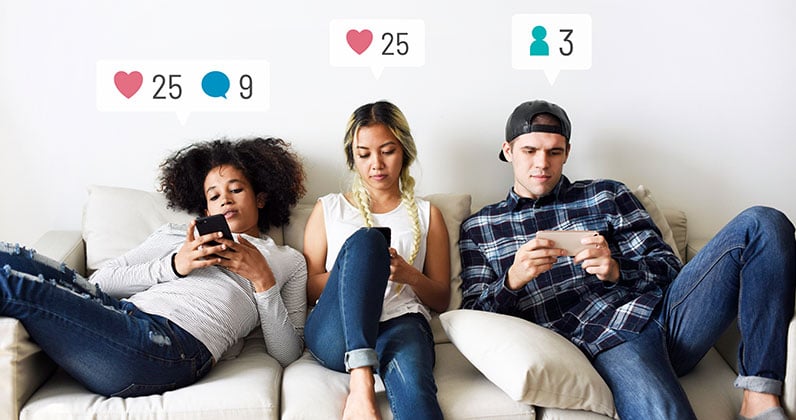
[304,229,443,420]
[592,206,796,419]
[0,243,213,397]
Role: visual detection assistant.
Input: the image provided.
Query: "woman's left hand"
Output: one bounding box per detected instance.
[388,247,420,287]
[215,235,276,292]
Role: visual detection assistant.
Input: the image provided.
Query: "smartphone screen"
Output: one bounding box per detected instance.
[373,227,391,245]
[535,230,598,256]
[195,214,233,246]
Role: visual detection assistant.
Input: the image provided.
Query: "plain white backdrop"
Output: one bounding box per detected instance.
[1,0,794,246]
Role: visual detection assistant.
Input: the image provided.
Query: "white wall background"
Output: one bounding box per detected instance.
[2,0,794,246]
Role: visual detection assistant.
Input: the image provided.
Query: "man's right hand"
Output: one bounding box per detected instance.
[505,238,566,290]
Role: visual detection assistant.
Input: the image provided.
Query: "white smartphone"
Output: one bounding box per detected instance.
[535,230,599,256]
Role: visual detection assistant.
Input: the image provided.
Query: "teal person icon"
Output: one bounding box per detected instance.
[530,25,549,56]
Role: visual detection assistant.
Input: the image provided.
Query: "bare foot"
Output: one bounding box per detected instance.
[739,390,782,418]
[343,367,381,420]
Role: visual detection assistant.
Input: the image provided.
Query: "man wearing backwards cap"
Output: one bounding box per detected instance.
[459,99,796,420]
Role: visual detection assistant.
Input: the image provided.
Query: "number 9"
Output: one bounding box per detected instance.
[240,75,252,99]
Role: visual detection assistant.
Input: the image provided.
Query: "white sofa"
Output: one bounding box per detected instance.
[2,184,795,420]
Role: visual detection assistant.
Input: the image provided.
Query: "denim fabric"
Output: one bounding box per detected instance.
[304,228,443,420]
[593,206,796,419]
[0,243,213,397]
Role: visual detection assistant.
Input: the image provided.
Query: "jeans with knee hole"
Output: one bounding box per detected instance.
[0,243,213,397]
[592,206,796,419]
[304,228,443,420]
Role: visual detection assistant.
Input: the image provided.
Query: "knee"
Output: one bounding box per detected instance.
[344,228,391,257]
[739,206,795,236]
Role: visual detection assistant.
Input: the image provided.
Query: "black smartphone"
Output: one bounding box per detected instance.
[373,227,391,245]
[195,214,233,246]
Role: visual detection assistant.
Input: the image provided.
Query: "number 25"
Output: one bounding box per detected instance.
[382,32,409,56]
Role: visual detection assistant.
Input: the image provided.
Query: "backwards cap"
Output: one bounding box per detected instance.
[500,100,571,161]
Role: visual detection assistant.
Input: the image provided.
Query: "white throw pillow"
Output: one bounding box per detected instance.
[631,184,682,262]
[83,185,193,271]
[440,309,617,418]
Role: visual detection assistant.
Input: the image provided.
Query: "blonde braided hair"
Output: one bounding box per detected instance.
[344,101,422,265]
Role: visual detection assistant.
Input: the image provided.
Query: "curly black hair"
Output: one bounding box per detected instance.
[158,137,306,231]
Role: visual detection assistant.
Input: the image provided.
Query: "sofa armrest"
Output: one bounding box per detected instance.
[33,230,86,277]
[0,318,56,420]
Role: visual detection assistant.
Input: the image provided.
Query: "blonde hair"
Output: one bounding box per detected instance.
[343,101,422,265]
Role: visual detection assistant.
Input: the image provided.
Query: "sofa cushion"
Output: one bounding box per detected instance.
[422,193,472,311]
[440,309,617,418]
[281,345,534,419]
[20,334,282,420]
[82,185,284,272]
[631,184,682,262]
[663,207,688,262]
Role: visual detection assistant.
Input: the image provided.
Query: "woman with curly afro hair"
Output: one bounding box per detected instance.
[0,137,308,398]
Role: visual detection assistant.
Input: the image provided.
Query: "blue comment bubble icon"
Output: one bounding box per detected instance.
[201,71,230,99]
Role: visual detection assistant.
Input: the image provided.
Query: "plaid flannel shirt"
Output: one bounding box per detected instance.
[459,176,682,357]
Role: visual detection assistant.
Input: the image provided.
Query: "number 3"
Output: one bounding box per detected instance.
[559,29,573,56]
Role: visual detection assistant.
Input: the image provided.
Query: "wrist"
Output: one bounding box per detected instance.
[505,267,522,290]
[252,272,276,293]
[171,253,187,278]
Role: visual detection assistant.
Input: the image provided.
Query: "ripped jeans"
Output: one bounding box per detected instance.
[0,243,213,397]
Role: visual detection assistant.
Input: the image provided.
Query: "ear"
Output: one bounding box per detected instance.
[204,208,210,216]
[256,192,266,208]
[501,141,513,162]
[563,143,572,164]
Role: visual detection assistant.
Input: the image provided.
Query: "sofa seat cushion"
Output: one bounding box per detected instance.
[679,347,741,420]
[20,336,281,420]
[534,348,740,419]
[281,344,534,419]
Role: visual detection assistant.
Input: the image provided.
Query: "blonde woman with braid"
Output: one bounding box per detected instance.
[303,101,450,420]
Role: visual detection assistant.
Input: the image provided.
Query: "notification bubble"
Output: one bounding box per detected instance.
[512,14,592,85]
[330,19,425,79]
[202,71,230,99]
[96,60,269,125]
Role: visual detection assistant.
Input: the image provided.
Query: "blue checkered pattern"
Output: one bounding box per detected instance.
[459,176,682,357]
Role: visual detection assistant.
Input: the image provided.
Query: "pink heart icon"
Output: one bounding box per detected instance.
[346,29,373,55]
[114,71,143,99]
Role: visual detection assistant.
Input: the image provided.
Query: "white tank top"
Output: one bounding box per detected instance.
[320,193,431,321]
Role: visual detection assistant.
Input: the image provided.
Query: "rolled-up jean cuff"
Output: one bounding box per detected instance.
[344,348,378,372]
[734,375,783,395]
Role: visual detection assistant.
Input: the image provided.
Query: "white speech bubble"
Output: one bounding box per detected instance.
[330,19,425,79]
[512,14,592,85]
[96,60,270,125]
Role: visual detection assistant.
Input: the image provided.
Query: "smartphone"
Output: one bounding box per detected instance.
[373,227,391,245]
[195,214,233,247]
[535,230,598,256]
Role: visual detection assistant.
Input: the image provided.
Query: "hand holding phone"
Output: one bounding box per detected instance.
[535,230,598,256]
[195,214,234,256]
